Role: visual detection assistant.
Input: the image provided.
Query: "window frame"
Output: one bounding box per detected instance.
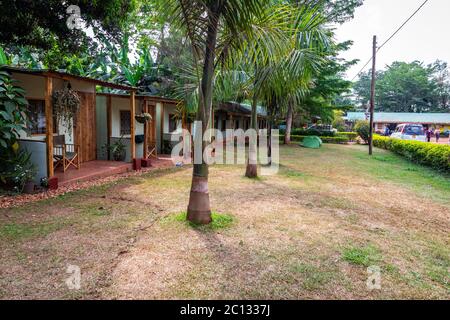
[27,98,58,136]
[120,110,132,136]
[168,113,178,133]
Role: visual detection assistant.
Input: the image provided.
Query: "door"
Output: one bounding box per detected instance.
[146,103,157,143]
[74,92,97,163]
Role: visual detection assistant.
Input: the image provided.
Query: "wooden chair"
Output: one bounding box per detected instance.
[53,135,80,172]
[146,139,158,158]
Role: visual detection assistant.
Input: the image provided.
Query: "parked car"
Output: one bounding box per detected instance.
[390,124,426,142]
[441,129,450,138]
[306,124,338,136]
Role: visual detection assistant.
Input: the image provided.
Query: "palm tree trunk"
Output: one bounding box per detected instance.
[245,94,258,178]
[284,100,293,145]
[187,2,221,225]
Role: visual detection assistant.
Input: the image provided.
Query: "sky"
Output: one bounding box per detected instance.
[334,0,450,80]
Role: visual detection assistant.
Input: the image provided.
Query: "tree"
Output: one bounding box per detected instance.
[353,61,450,113]
[284,41,355,144]
[240,2,330,176]
[300,0,364,23]
[161,0,272,225]
[0,0,136,53]
[429,60,450,112]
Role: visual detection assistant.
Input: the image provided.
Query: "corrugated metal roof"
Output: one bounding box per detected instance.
[1,65,137,91]
[345,112,450,124]
[216,102,267,117]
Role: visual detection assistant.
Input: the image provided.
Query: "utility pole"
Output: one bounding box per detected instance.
[369,35,377,156]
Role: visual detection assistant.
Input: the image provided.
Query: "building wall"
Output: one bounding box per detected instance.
[96,95,108,160]
[18,140,48,184]
[110,96,144,138]
[13,72,95,145]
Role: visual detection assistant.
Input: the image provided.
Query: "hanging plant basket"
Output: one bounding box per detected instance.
[135,112,152,124]
[52,84,81,136]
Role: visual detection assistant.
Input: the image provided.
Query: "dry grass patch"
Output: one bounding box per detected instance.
[1,145,448,299]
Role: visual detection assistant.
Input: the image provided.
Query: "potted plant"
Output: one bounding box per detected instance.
[103,137,127,161]
[22,169,36,194]
[135,112,152,124]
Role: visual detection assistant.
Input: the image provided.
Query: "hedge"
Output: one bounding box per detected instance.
[280,135,350,144]
[373,135,450,172]
[337,132,358,141]
[291,129,336,137]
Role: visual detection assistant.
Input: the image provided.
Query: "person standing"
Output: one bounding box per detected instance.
[435,129,440,143]
[426,128,432,142]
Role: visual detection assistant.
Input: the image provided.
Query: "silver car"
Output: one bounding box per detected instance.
[390,124,427,142]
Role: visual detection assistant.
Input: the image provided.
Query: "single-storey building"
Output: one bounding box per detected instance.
[3,67,268,187]
[2,66,182,186]
[213,101,267,141]
[345,112,450,133]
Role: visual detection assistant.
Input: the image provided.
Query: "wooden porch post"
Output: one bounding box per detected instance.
[143,100,148,159]
[130,91,136,161]
[45,76,54,177]
[160,103,164,153]
[107,95,112,160]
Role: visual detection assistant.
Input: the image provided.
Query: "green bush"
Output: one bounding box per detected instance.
[280,135,349,144]
[291,129,336,137]
[0,149,36,193]
[355,120,370,143]
[373,135,450,172]
[337,132,358,141]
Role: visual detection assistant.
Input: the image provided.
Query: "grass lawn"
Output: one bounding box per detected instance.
[0,144,448,299]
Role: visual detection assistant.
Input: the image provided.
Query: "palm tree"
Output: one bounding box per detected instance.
[162,0,272,224]
[244,2,331,174]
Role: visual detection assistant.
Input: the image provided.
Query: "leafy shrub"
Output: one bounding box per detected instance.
[291,129,336,137]
[0,70,29,150]
[355,120,370,143]
[0,70,36,193]
[373,135,450,172]
[0,149,36,193]
[337,132,358,141]
[279,135,349,144]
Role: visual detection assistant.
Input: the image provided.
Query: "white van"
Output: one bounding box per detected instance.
[390,124,427,142]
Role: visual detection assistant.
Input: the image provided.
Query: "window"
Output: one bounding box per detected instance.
[234,120,240,130]
[120,110,131,135]
[222,119,227,131]
[405,125,424,135]
[168,114,178,133]
[28,99,57,135]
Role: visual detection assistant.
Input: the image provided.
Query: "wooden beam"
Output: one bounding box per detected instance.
[130,91,136,161]
[45,76,54,177]
[106,95,112,160]
[143,101,148,159]
[160,103,164,153]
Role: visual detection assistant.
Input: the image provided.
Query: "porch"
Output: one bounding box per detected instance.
[54,160,133,187]
[54,155,175,187]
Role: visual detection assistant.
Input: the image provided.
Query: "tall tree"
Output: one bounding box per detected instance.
[353,61,449,113]
[0,0,136,53]
[162,0,273,224]
[430,60,450,112]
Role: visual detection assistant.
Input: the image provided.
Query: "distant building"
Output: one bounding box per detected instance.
[344,112,450,132]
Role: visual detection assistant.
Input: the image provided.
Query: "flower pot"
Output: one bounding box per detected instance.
[135,113,152,124]
[113,149,126,162]
[23,181,35,194]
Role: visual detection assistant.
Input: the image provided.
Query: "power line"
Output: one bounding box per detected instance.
[351,0,430,81]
